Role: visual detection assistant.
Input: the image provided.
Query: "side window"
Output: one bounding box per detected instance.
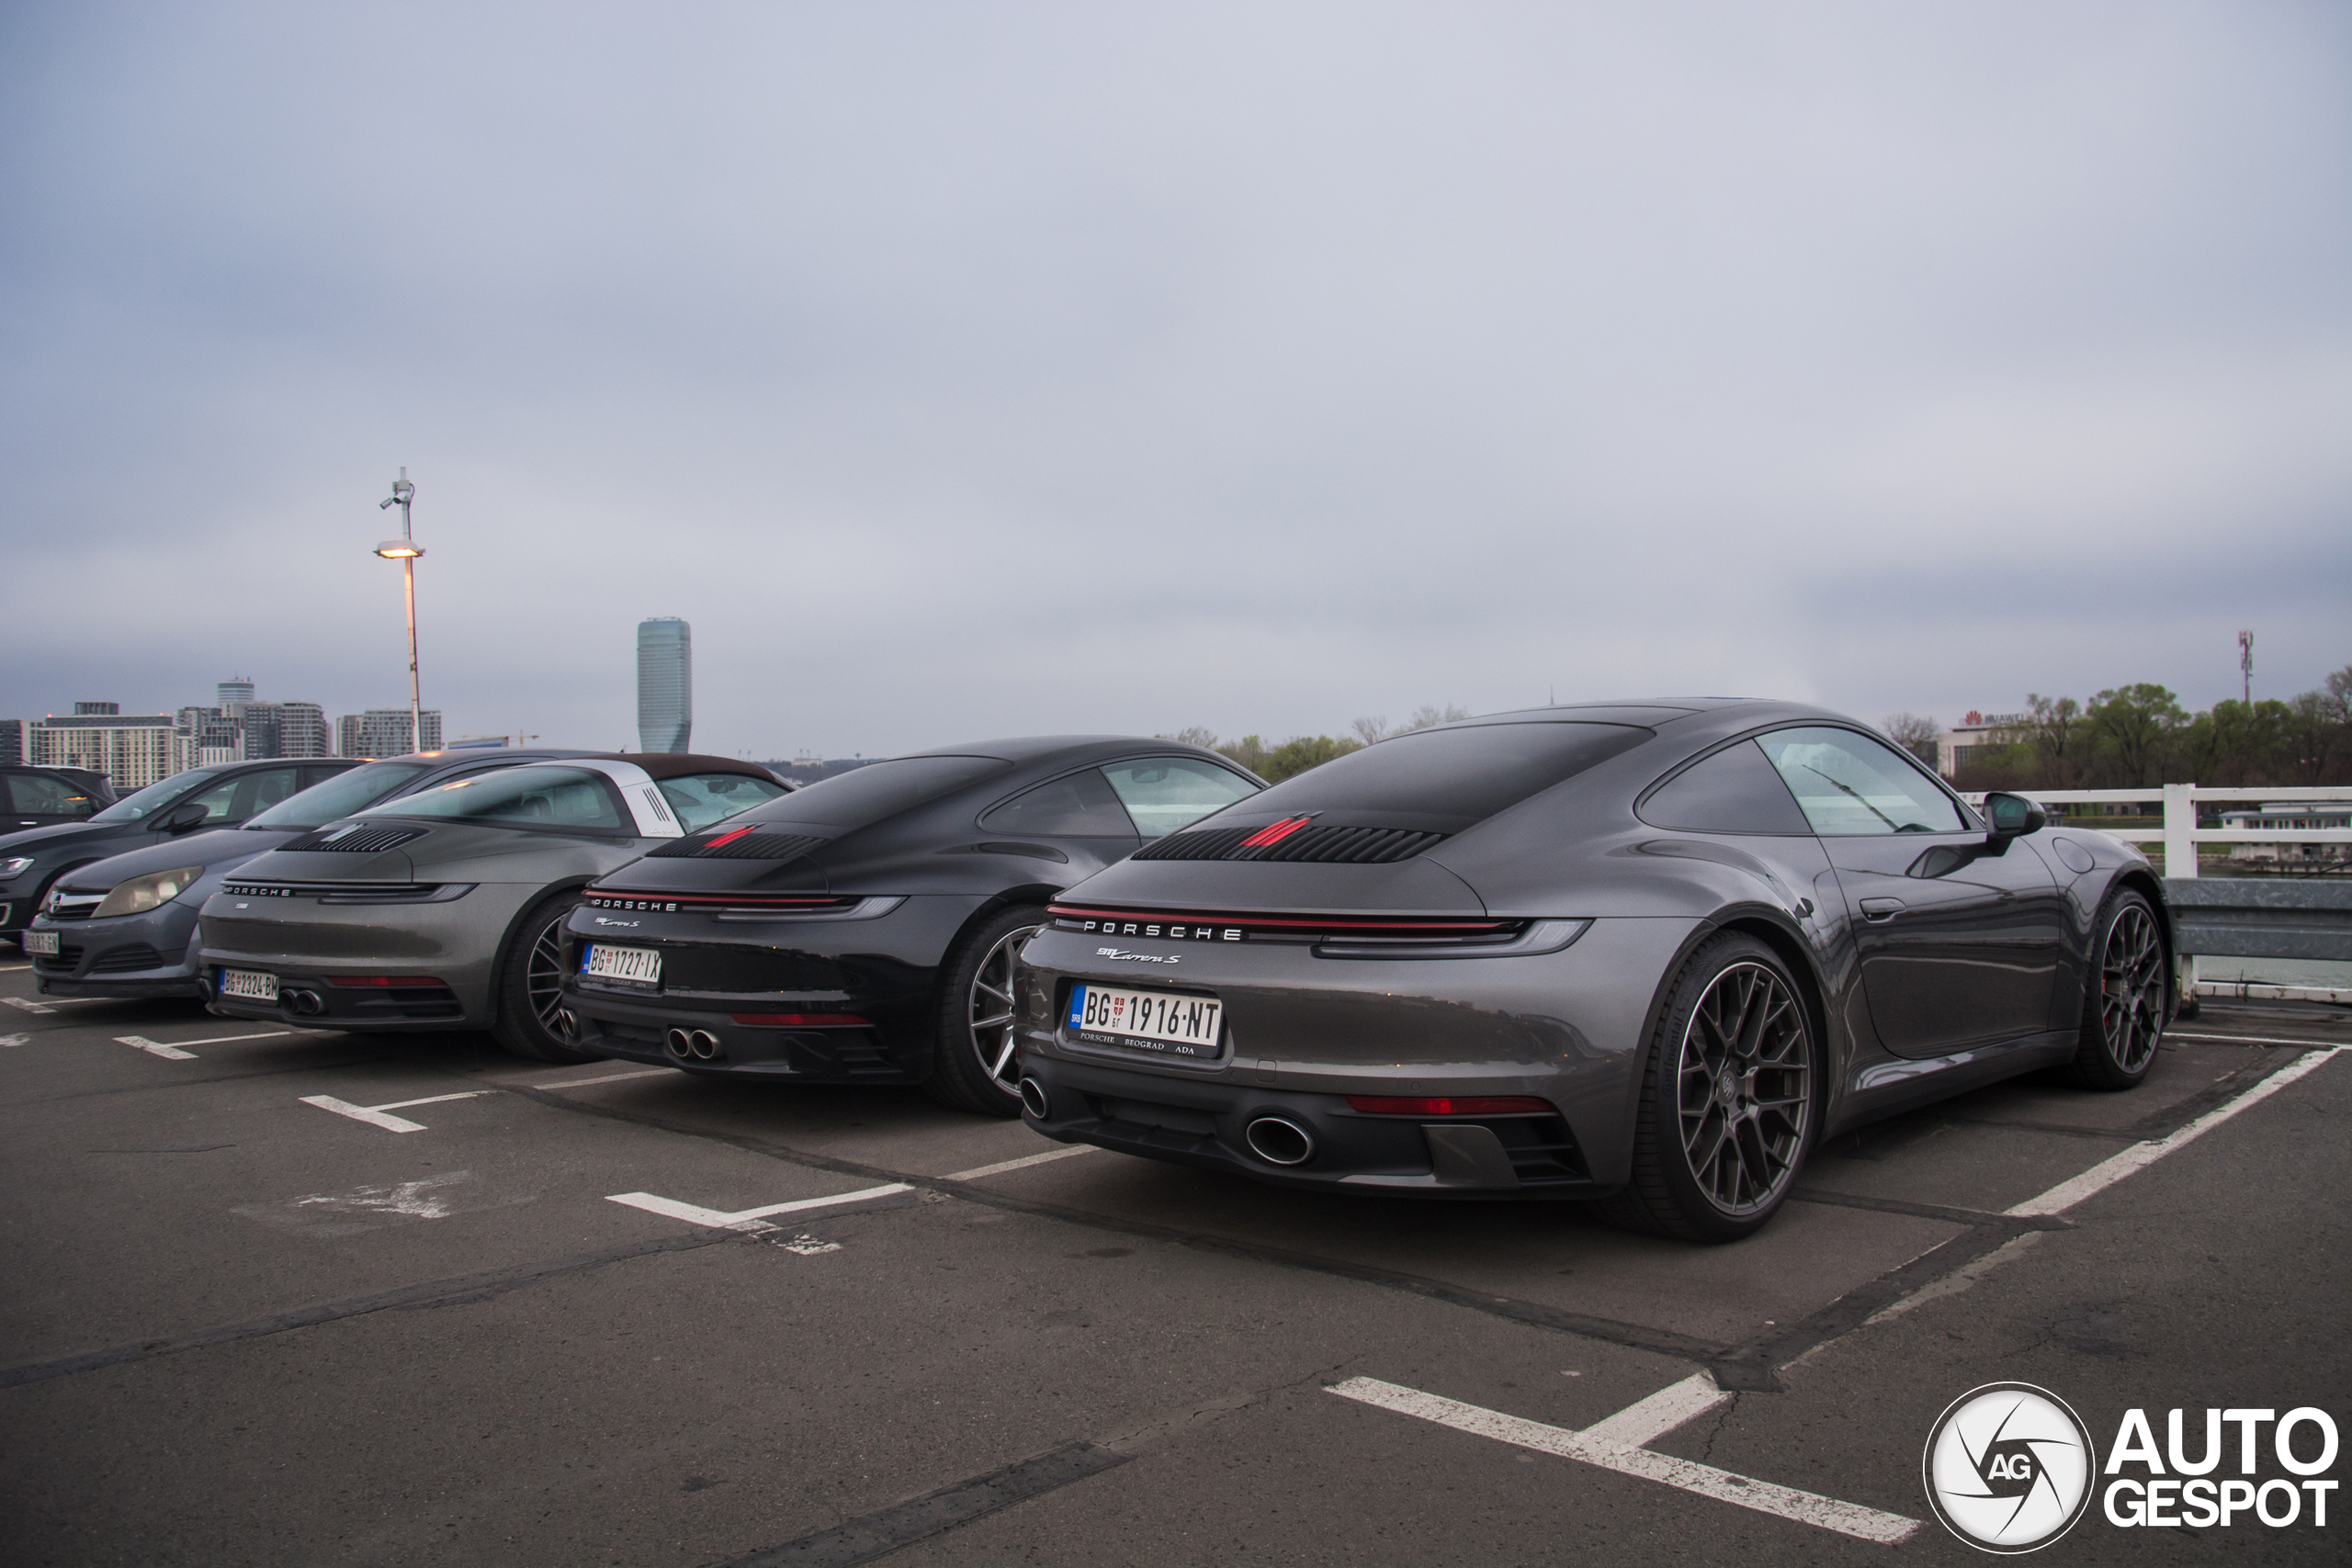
[978,769,1136,838]
[1099,756,1261,839]
[1639,741,1810,834]
[8,773,97,818]
[1757,728,1964,836]
[660,773,788,832]
[179,774,251,823]
[237,768,303,818]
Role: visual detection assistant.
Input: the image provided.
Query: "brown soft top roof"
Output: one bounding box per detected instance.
[616,752,786,784]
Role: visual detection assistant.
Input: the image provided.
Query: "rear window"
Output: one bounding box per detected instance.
[1240,722,1650,829]
[376,765,628,832]
[248,761,432,830]
[738,755,1012,829]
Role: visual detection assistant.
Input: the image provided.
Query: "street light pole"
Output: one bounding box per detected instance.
[377,468,425,754]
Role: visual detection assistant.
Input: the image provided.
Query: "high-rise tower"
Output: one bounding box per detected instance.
[637,617,692,753]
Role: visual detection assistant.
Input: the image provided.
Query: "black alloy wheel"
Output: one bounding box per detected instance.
[492,891,597,1064]
[2064,888,2165,1091]
[1591,933,1816,1243]
[922,904,1047,1116]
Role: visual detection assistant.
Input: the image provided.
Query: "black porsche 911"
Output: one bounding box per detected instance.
[1013,700,2172,1242]
[560,736,1263,1112]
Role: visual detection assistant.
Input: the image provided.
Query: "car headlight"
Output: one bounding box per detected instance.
[93,865,207,919]
[0,857,32,879]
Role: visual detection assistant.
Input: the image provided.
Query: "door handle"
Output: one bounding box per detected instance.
[1860,897,1905,921]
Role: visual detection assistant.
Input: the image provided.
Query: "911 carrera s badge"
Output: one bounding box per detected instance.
[1096,947,1178,964]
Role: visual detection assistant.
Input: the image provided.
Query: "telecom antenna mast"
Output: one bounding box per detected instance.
[2239,628,2254,705]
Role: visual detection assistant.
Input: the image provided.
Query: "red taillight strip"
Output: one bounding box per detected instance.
[329,976,448,988]
[701,826,760,851]
[1347,1095,1555,1116]
[1046,903,1513,935]
[1238,815,1316,849]
[730,1012,870,1027]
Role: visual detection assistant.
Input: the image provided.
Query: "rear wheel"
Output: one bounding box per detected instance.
[491,891,596,1064]
[2063,888,2165,1091]
[1589,933,1816,1244]
[922,905,1046,1116]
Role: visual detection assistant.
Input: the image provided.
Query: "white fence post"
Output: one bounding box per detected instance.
[2163,781,2199,1008]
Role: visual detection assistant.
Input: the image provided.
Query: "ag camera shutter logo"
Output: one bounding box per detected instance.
[1923,1382,2097,1552]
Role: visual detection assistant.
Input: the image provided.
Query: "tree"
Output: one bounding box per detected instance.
[2082,684,2188,787]
[2025,694,2083,784]
[1882,713,1940,768]
[1261,735,1362,782]
[1158,726,1219,749]
[1215,735,1272,776]
[1351,716,1390,744]
[1402,704,1470,733]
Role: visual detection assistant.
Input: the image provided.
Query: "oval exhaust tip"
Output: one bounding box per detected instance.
[665,1028,692,1059]
[690,1030,721,1060]
[1245,1116,1315,1167]
[1018,1077,1051,1119]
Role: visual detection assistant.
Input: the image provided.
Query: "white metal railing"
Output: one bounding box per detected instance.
[1956,784,2352,880]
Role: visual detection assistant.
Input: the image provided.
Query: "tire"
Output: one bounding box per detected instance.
[490,891,597,1064]
[1588,933,1817,1244]
[2062,888,2165,1091]
[922,904,1047,1116]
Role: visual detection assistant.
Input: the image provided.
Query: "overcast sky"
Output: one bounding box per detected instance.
[3,2,2346,760]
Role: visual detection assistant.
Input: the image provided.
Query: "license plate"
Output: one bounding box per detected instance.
[582,943,662,985]
[1067,983,1223,1058]
[22,929,59,955]
[220,968,279,1001]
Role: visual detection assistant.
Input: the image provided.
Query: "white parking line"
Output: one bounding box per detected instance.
[2168,1032,2348,1048]
[605,1182,913,1232]
[942,1145,1101,1181]
[2008,1045,2342,1218]
[1,1033,30,1048]
[528,1067,673,1089]
[1328,1376,1919,1545]
[118,1036,199,1060]
[300,1089,495,1134]
[0,962,31,971]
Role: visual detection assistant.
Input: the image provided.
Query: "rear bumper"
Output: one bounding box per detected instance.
[561,986,926,1081]
[1019,1054,1597,1198]
[197,884,528,1028]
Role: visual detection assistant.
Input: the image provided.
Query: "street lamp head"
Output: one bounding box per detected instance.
[375,539,424,558]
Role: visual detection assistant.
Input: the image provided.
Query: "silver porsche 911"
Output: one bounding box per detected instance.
[197,754,787,1060]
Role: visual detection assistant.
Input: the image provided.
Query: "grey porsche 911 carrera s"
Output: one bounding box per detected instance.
[1014,699,2171,1242]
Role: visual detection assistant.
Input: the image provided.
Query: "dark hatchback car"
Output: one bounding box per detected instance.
[26,750,600,998]
[561,737,1263,1113]
[3,766,117,830]
[1,759,359,946]
[1016,701,2170,1241]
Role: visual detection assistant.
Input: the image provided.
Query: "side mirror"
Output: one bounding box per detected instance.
[1984,791,2046,843]
[157,803,210,835]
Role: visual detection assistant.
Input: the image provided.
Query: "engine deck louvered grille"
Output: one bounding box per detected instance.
[281,826,427,852]
[1136,824,1447,864]
[647,830,825,861]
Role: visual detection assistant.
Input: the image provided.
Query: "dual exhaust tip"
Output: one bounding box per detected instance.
[666,1027,722,1061]
[283,988,326,1016]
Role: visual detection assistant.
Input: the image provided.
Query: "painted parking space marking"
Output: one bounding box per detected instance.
[1328,1376,1919,1544]
[605,1181,912,1232]
[116,1030,311,1060]
[2,1033,31,1047]
[2007,1045,2341,1218]
[943,1145,1102,1181]
[119,1035,200,1060]
[527,1066,673,1089]
[300,1089,496,1134]
[2167,1031,2349,1047]
[1,995,108,1014]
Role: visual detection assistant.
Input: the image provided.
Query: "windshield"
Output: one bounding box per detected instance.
[374,765,628,831]
[246,761,433,830]
[88,770,222,824]
[737,755,1011,829]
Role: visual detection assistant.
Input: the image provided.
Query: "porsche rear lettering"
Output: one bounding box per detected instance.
[1078,919,1240,941]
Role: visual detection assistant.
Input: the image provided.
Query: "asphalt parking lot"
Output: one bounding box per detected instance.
[2,958,2346,1566]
